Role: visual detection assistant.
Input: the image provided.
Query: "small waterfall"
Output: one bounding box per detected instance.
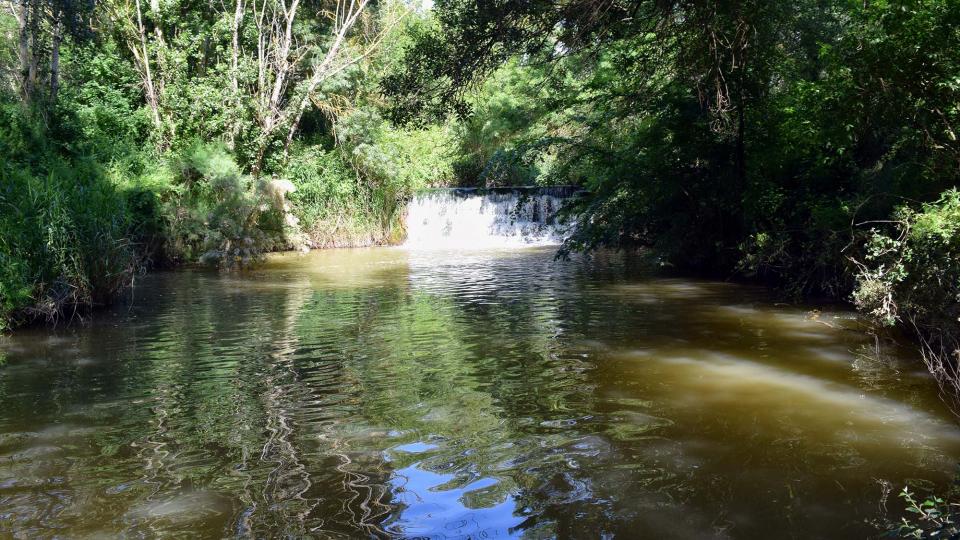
[404,186,580,249]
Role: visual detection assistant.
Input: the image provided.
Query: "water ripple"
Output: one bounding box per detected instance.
[0,248,958,538]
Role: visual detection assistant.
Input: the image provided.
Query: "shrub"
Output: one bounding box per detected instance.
[853,189,960,338]
[891,484,960,539]
[853,190,960,412]
[164,143,295,268]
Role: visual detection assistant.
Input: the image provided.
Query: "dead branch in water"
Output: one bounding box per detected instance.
[910,315,960,418]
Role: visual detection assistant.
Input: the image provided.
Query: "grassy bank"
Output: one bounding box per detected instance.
[0,106,451,331]
[0,0,459,330]
[0,102,142,331]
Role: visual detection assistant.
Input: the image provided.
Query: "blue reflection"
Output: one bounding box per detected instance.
[386,462,522,538]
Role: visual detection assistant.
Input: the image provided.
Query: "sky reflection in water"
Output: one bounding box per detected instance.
[0,247,958,538]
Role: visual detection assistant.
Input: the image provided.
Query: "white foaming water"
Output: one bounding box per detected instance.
[404,187,578,249]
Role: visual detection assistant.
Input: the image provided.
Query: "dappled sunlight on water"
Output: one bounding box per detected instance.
[0,247,958,538]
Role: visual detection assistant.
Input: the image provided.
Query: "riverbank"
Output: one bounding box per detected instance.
[0,100,441,331]
[2,104,958,427]
[4,158,959,395]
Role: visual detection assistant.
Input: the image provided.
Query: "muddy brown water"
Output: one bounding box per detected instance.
[0,247,957,538]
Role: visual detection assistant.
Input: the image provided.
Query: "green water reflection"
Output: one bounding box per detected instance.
[0,247,958,538]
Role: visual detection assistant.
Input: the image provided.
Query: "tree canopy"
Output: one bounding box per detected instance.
[1,0,959,363]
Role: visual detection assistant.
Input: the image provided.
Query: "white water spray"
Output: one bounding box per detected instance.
[403,187,579,249]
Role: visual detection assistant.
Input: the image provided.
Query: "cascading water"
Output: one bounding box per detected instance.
[403,186,580,249]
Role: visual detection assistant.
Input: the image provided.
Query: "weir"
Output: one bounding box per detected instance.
[403,186,581,249]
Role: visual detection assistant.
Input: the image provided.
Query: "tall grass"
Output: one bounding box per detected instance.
[0,142,140,330]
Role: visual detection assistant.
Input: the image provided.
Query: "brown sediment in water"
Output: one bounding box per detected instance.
[0,247,956,538]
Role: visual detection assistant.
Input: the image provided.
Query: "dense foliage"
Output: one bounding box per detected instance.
[388,0,959,286]
[0,0,455,328]
[384,0,960,379]
[1,0,959,379]
[2,2,960,532]
[0,102,139,329]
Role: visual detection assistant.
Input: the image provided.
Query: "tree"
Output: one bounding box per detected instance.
[3,0,92,104]
[249,0,375,173]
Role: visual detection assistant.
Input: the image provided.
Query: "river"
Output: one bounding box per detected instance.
[0,247,958,538]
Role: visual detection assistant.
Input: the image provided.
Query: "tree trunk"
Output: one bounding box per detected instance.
[251,0,300,175]
[149,0,165,45]
[229,0,243,146]
[264,0,301,133]
[736,96,745,186]
[231,0,242,96]
[283,0,371,154]
[254,0,372,173]
[17,0,31,103]
[27,0,38,98]
[50,10,63,103]
[147,0,175,139]
[135,0,162,128]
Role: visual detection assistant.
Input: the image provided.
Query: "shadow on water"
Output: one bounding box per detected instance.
[0,247,958,538]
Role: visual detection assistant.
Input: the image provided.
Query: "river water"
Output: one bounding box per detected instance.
[1,247,958,538]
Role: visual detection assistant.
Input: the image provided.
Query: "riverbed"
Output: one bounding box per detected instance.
[0,247,957,538]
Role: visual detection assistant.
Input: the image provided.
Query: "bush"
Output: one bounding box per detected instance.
[284,110,453,247]
[853,190,960,412]
[164,143,295,268]
[0,117,299,329]
[853,189,960,338]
